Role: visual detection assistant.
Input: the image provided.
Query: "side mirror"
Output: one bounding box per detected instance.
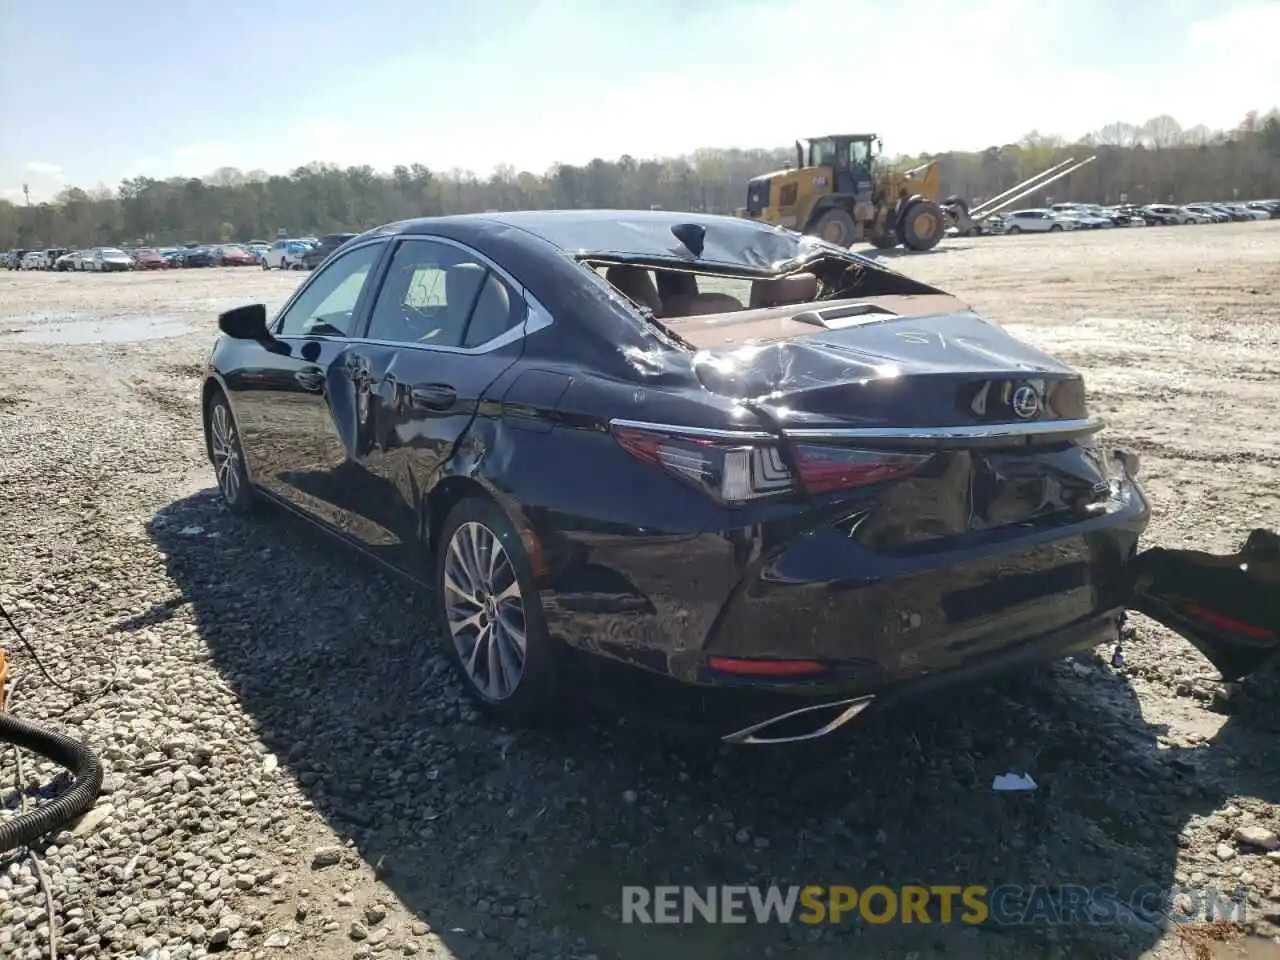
[218,304,290,355]
[219,303,269,340]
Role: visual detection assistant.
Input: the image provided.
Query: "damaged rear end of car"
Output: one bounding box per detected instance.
[554,217,1278,744]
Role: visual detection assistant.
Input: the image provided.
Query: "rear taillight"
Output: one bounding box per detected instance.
[611,425,793,505]
[791,443,930,495]
[610,424,932,504]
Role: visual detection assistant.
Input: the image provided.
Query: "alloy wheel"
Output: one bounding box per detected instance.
[209,402,243,504]
[442,521,527,700]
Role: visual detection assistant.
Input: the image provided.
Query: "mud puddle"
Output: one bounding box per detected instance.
[0,315,197,344]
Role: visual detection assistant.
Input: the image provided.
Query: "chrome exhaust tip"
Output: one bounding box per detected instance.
[721,695,876,746]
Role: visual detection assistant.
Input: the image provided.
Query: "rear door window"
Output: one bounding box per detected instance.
[364,239,525,349]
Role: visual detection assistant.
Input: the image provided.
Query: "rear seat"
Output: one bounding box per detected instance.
[749,273,818,309]
[661,292,743,317]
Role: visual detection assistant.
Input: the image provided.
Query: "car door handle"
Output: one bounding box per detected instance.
[409,384,457,410]
[295,366,325,392]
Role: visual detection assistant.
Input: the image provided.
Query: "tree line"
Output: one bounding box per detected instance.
[3,109,1277,250]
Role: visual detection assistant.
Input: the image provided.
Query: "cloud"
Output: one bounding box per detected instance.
[25,160,65,178]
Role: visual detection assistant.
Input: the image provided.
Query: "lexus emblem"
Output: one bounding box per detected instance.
[1011,385,1041,419]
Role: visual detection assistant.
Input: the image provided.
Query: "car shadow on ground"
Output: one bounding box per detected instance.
[126,488,1280,960]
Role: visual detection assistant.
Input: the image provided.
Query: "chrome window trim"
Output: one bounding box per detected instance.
[359,296,552,357]
[357,234,553,356]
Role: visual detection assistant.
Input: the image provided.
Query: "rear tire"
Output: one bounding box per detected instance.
[206,390,254,514]
[434,498,556,723]
[809,207,857,247]
[1049,223,1063,232]
[899,199,946,251]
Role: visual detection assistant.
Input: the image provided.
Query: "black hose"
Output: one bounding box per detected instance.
[0,712,104,853]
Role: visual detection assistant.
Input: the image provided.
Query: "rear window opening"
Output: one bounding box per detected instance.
[583,256,959,349]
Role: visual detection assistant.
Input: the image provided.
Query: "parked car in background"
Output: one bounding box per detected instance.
[1247,200,1279,216]
[1100,207,1146,227]
[1050,202,1112,225]
[1141,204,1188,225]
[1000,209,1074,233]
[1185,204,1229,223]
[263,239,313,270]
[1228,203,1271,220]
[246,243,269,264]
[87,248,135,272]
[20,251,48,270]
[202,209,1279,742]
[1063,209,1114,229]
[174,246,216,268]
[212,244,259,267]
[299,233,357,270]
[1204,203,1250,222]
[132,248,170,270]
[54,251,79,271]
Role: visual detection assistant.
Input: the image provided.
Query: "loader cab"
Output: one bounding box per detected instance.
[799,134,877,197]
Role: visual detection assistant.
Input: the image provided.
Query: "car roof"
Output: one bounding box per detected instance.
[382,209,831,270]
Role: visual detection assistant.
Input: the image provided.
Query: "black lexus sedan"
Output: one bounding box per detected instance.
[202,210,1278,744]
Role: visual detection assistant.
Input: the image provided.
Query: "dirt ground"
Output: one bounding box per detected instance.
[0,222,1278,960]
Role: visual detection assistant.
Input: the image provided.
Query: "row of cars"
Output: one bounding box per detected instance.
[2,244,259,271]
[259,234,358,271]
[2,233,358,273]
[991,198,1280,235]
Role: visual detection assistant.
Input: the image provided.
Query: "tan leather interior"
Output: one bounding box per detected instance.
[661,292,744,317]
[605,265,662,314]
[749,273,819,309]
[664,293,969,349]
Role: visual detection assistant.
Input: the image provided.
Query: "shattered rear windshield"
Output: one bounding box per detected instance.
[486,210,851,271]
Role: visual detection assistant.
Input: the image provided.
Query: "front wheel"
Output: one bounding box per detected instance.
[808,207,857,247]
[1049,223,1063,232]
[898,199,946,251]
[1006,225,1022,235]
[206,391,254,513]
[435,498,556,722]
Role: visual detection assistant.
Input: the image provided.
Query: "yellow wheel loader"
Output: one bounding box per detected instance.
[736,133,949,252]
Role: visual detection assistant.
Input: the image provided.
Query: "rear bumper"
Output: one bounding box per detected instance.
[699,500,1144,682]
[542,471,1150,740]
[570,608,1122,743]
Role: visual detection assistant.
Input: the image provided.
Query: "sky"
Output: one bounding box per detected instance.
[1,0,1278,203]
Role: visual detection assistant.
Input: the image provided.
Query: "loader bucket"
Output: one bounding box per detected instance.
[1130,529,1280,681]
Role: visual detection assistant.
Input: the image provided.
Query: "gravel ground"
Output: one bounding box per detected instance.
[0,223,1278,960]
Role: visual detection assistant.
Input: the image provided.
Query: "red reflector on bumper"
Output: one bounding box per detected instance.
[1184,603,1274,640]
[707,657,824,676]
